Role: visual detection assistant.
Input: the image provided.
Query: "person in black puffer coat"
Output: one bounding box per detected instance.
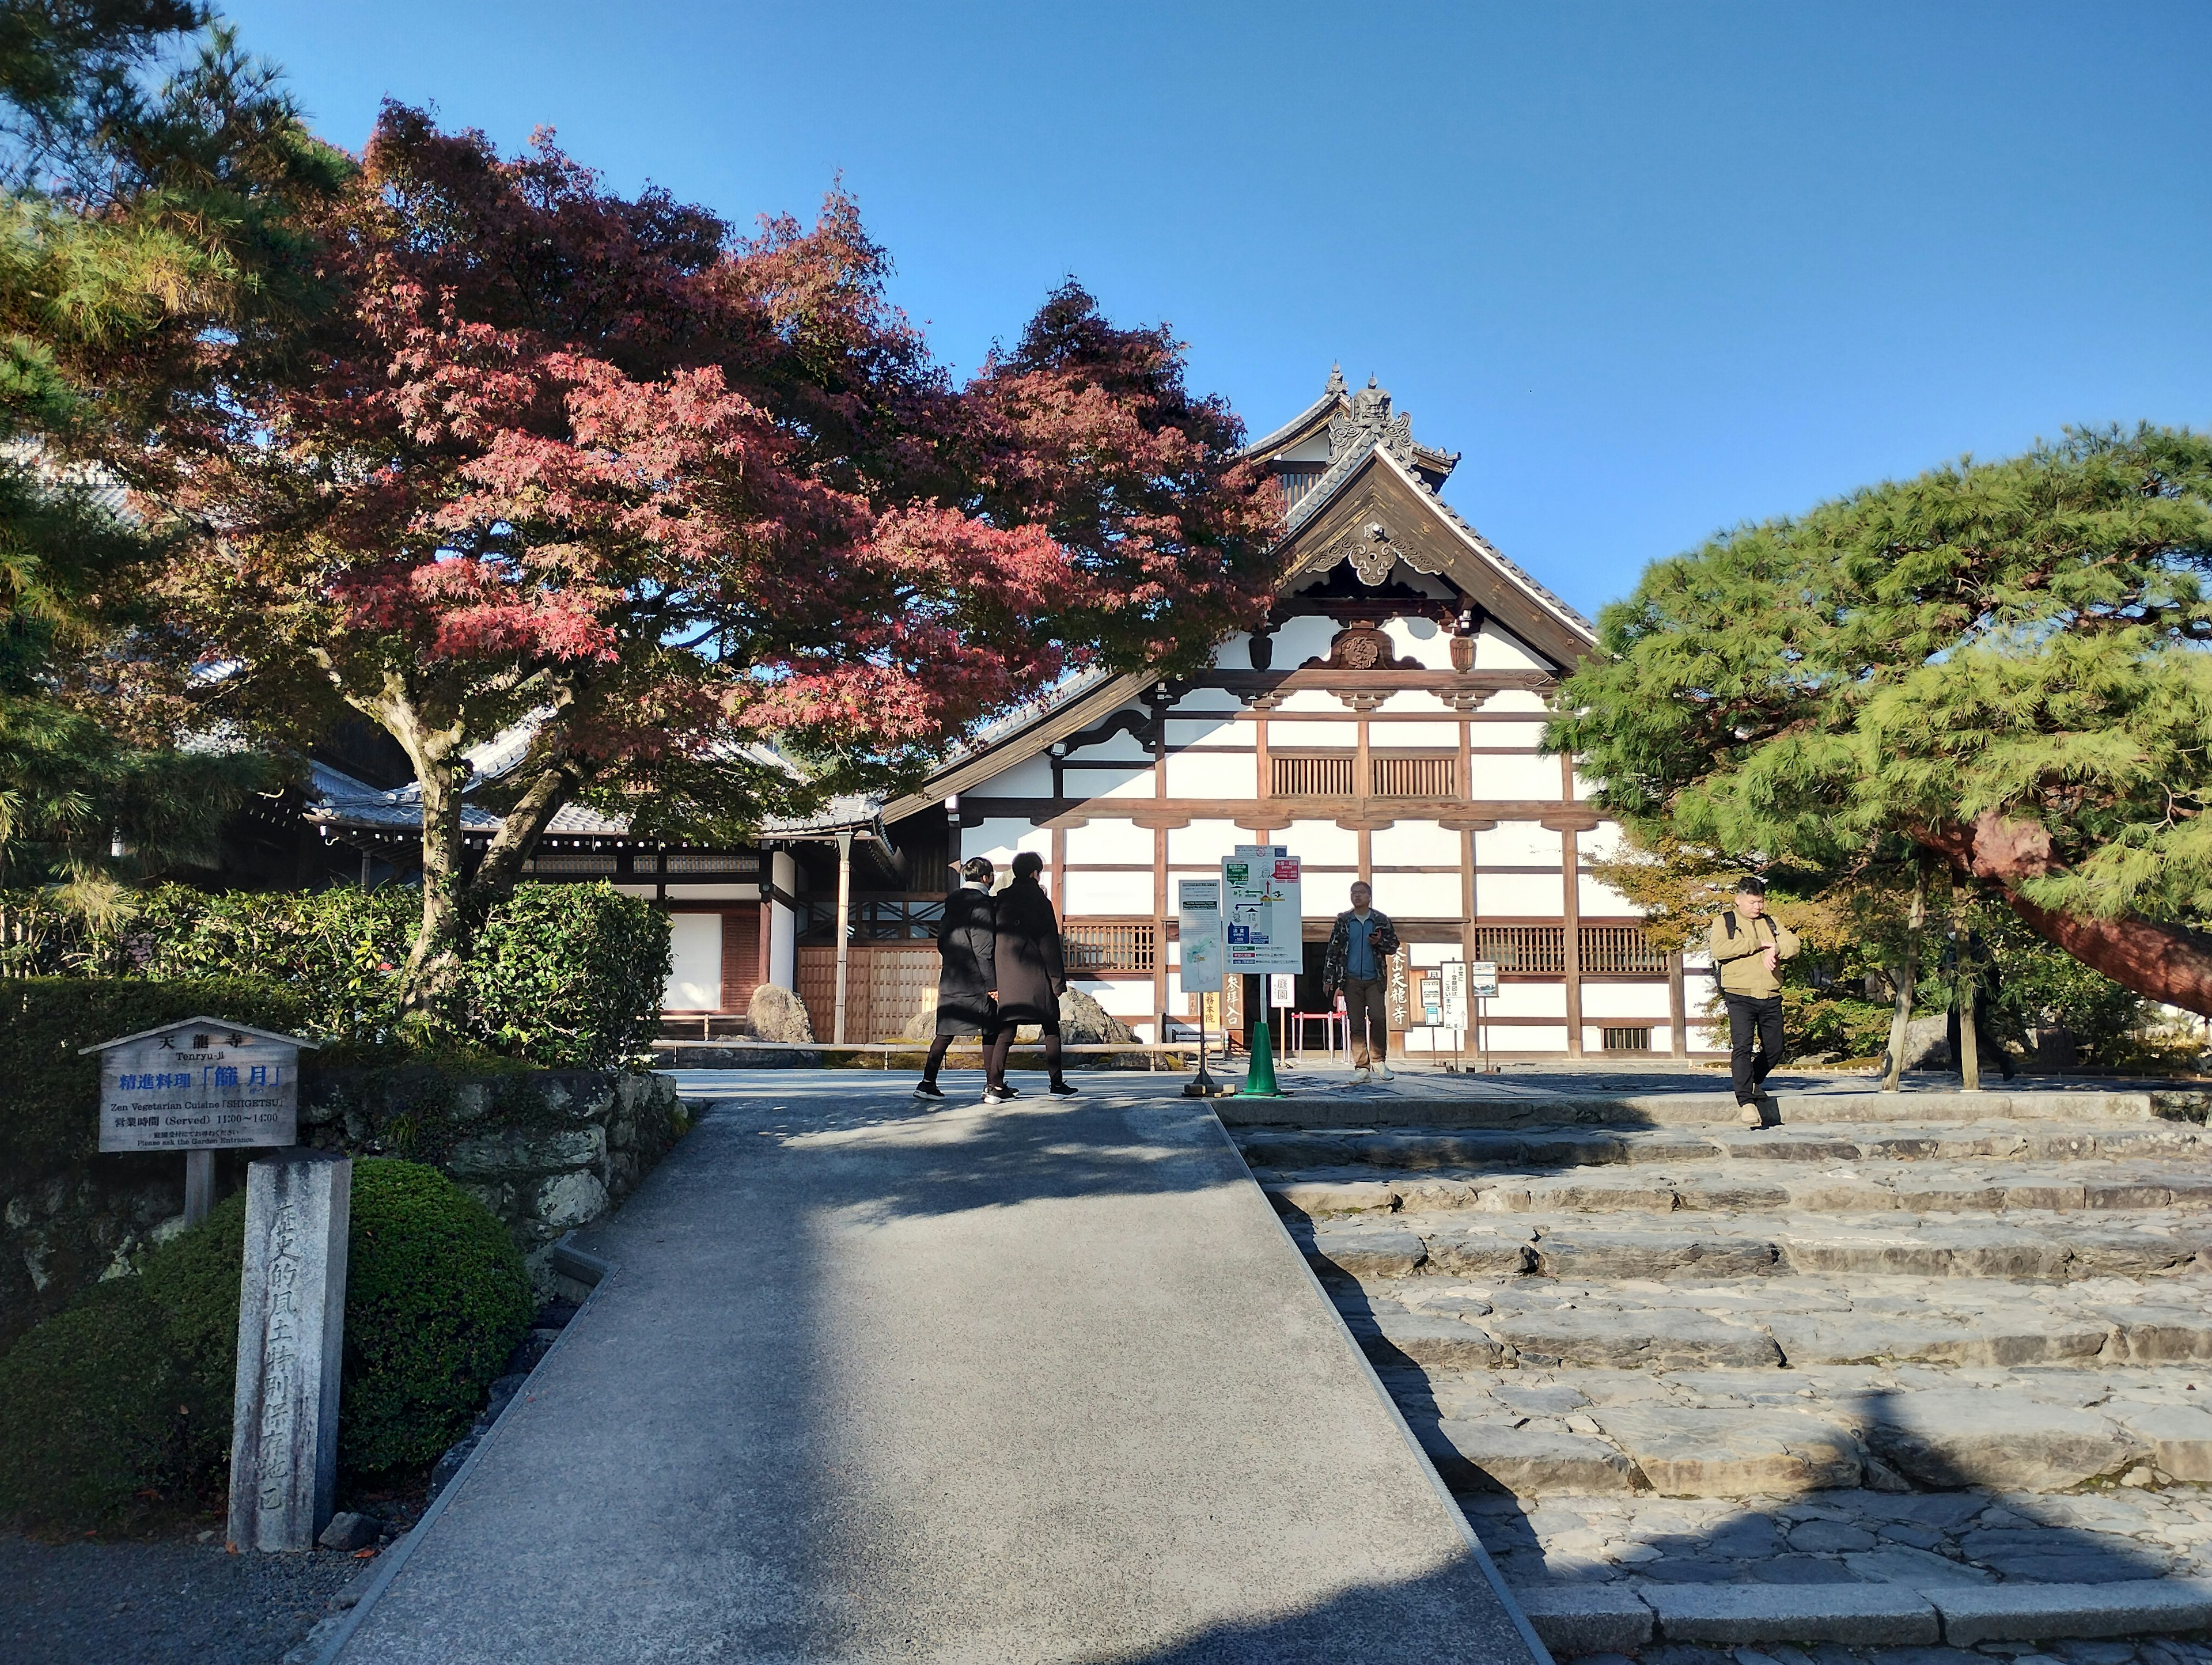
[985,850,1074,1102]
[915,857,997,1101]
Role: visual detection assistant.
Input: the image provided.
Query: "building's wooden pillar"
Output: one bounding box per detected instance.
[1152,824,1169,1036]
[1668,950,1689,1059]
[1357,826,1373,889]
[1153,685,1168,799]
[1562,826,1583,1057]
[1355,707,1372,808]
[1050,824,1067,912]
[831,832,853,1046]
[1253,704,1271,806]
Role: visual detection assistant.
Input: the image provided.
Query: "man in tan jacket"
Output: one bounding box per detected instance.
[1707,876,1801,1125]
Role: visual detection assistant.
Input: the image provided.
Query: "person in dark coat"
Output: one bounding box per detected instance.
[915,857,997,1101]
[984,849,1075,1102]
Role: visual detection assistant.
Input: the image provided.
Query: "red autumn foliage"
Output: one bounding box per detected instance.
[134,106,1281,1008]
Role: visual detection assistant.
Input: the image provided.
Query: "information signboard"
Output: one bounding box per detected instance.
[1418,973,1442,1026]
[87,1018,309,1154]
[1438,961,1469,1029]
[1267,973,1297,1009]
[1469,961,1500,1000]
[1221,845,1302,975]
[1176,878,1224,995]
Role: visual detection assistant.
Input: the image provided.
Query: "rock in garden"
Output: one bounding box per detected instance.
[747,983,815,1045]
[317,1511,381,1552]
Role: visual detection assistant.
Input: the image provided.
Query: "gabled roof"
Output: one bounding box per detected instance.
[1243,366,1461,487]
[81,1017,320,1053]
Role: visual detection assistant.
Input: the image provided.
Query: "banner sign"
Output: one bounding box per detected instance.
[87,1018,311,1154]
[1221,845,1302,975]
[1177,878,1224,995]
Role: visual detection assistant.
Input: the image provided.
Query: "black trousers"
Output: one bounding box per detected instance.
[1724,993,1785,1103]
[1946,1004,2016,1079]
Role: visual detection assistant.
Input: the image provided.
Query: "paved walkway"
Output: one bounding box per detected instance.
[331,1082,1543,1664]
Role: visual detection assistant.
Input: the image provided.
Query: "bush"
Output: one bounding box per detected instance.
[459,882,672,1068]
[2,880,669,1069]
[0,1158,535,1527]
[0,977,313,1174]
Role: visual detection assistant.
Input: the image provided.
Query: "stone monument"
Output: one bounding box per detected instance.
[227,1150,351,1553]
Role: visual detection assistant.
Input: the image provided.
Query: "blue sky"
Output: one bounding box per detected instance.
[218,1,2211,621]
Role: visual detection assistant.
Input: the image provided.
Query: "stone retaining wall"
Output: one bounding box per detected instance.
[0,1067,687,1347]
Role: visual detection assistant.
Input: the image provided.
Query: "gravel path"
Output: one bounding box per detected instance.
[0,1530,368,1665]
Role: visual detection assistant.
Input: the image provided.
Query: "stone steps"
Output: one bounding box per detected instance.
[1218,1085,2208,1131]
[1234,1085,2212,1639]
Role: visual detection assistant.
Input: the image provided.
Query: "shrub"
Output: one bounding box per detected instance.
[0,977,313,1174]
[0,1278,187,1529]
[459,882,672,1068]
[0,1157,535,1527]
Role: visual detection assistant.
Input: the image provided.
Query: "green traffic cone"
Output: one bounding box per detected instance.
[1242,1015,1282,1097]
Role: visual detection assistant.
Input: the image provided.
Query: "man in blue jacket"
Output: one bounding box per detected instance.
[1322,882,1399,1084]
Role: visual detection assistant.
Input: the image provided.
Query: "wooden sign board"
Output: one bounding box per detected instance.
[84,1018,315,1154]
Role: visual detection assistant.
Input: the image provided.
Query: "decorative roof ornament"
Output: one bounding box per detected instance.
[1325,363,1347,396]
[1326,375,1418,469]
[1316,518,1445,587]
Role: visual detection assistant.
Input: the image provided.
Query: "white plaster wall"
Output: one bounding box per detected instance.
[1076,978,1153,1018]
[1483,690,1552,715]
[1580,875,1641,916]
[1166,750,1255,797]
[1372,822,1460,864]
[1495,1024,1569,1052]
[1165,715,1248,748]
[1168,819,1244,863]
[1064,764,1155,800]
[1476,822,1565,866]
[1477,982,1569,1018]
[769,898,796,989]
[1382,616,1457,670]
[1211,633,1254,672]
[1582,821,1631,862]
[1270,616,1339,665]
[1476,873,1569,915]
[1274,688,1346,714]
[1572,767,1601,801]
[1173,684,1245,712]
[1471,753,1565,800]
[1282,819,1358,866]
[978,754,1053,795]
[964,818,1050,866]
[1580,983,1676,1018]
[1475,721,1548,750]
[1267,718,1354,746]
[1474,622,1547,671]
[1369,690,1451,718]
[1373,720,1461,747]
[1065,818,1150,863]
[1065,726,1150,761]
[1370,872,1462,918]
[1063,870,1156,915]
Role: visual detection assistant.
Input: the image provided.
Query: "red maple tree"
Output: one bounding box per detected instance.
[134,108,1279,1012]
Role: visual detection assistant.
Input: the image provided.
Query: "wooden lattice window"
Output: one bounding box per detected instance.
[527,852,616,874]
[1601,1026,1653,1052]
[1271,752,1354,797]
[664,851,760,874]
[1369,752,1457,798]
[1474,924,1566,974]
[1061,918,1156,973]
[1580,924,1671,975]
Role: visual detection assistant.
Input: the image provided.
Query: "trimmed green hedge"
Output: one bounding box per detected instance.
[0,977,315,1175]
[0,1158,533,1528]
[0,879,671,1069]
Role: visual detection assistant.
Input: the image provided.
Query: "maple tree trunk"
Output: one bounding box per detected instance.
[471,757,581,906]
[1914,820,2212,1019]
[397,758,468,1025]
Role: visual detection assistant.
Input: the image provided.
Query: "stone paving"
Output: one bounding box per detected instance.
[1234,1074,2212,1624]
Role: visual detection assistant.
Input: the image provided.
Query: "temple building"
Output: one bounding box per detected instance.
[305,369,1717,1059]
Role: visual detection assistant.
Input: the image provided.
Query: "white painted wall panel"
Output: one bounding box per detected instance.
[978,754,1053,795]
[1580,983,1676,1018]
[769,899,795,989]
[1373,720,1461,748]
[1210,633,1254,671]
[1166,750,1255,797]
[1368,872,1461,918]
[1474,622,1547,670]
[1077,978,1152,1017]
[1165,716,1248,747]
[664,913,721,1011]
[1065,723,1151,761]
[1274,688,1346,714]
[1582,821,1631,863]
[1478,822,1563,865]
[1283,819,1358,866]
[1065,818,1149,863]
[1475,722,1548,750]
[1064,869,1156,915]
[1373,689,1455,714]
[1471,753,1563,800]
[1168,819,1244,864]
[1474,981,1566,1018]
[1267,719,1355,746]
[1483,690,1552,715]
[964,818,1050,866]
[1475,872,1567,915]
[1270,616,1339,665]
[1372,821,1460,864]
[1382,616,1457,669]
[1580,875,1641,916]
[1063,764,1154,799]
[1497,1025,1569,1053]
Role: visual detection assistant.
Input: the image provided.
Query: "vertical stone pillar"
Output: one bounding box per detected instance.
[228,1151,351,1553]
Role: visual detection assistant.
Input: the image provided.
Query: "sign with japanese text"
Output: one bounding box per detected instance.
[1176,878,1224,996]
[1438,960,1469,1028]
[1267,973,1297,1009]
[87,1018,311,1154]
[1221,845,1302,975]
[1468,961,1500,1000]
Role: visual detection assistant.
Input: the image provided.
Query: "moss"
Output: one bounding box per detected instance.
[0,1158,535,1528]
